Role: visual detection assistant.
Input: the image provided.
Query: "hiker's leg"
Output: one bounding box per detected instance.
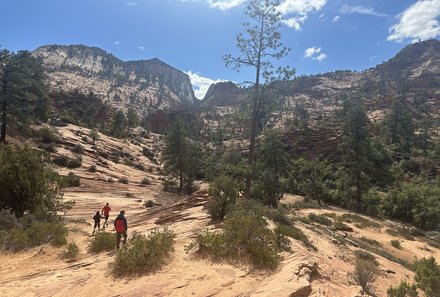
[122,232,127,244]
[116,232,121,249]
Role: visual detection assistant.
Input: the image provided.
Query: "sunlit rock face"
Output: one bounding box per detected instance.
[33,44,196,115]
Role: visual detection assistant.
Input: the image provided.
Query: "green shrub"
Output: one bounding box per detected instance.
[265,207,292,226]
[206,175,238,221]
[135,163,145,171]
[39,143,57,153]
[144,200,154,208]
[382,181,440,230]
[0,209,20,230]
[349,236,412,270]
[187,210,281,269]
[351,259,378,296]
[162,178,178,193]
[387,280,418,297]
[354,250,378,266]
[67,156,82,168]
[72,144,84,154]
[274,224,316,250]
[340,213,381,229]
[60,242,79,260]
[53,155,70,167]
[88,232,115,253]
[308,213,333,226]
[63,172,81,187]
[0,221,67,251]
[39,127,59,144]
[414,257,440,296]
[0,146,72,220]
[88,165,97,172]
[359,236,381,247]
[110,229,176,277]
[332,217,352,231]
[141,177,151,185]
[118,177,129,184]
[292,199,323,209]
[391,240,402,249]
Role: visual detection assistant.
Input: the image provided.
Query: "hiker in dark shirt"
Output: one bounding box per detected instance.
[92,211,101,234]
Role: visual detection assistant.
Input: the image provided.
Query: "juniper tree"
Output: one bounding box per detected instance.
[223,0,294,198]
[0,49,49,142]
[339,99,372,211]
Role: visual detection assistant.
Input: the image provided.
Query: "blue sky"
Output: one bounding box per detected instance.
[2,0,440,98]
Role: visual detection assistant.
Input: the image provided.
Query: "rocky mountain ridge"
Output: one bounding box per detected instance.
[200,39,440,133]
[33,44,196,116]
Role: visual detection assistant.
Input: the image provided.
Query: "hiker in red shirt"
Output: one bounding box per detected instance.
[101,203,111,228]
[114,210,128,249]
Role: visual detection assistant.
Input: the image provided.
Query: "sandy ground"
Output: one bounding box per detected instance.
[1,125,438,297]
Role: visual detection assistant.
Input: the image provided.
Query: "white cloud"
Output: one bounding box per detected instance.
[127,2,137,6]
[369,55,377,61]
[304,46,327,61]
[316,53,326,61]
[304,46,321,58]
[388,0,440,42]
[114,41,120,45]
[278,0,327,30]
[208,0,246,10]
[278,0,327,15]
[185,71,227,99]
[333,15,340,22]
[282,15,308,30]
[138,45,145,51]
[339,5,388,17]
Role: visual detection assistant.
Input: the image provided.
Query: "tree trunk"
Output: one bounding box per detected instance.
[0,99,6,143]
[244,17,264,199]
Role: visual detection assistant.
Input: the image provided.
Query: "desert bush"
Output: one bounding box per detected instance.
[354,250,378,266]
[0,146,72,220]
[292,199,324,209]
[88,232,115,253]
[387,280,418,297]
[308,213,333,226]
[0,221,67,251]
[391,240,402,249]
[206,175,238,221]
[135,163,145,171]
[414,257,440,296]
[162,178,178,193]
[39,143,57,153]
[88,165,97,172]
[67,156,82,168]
[72,144,84,154]
[187,210,281,269]
[382,180,440,230]
[332,217,352,231]
[39,127,59,143]
[265,206,292,226]
[0,209,20,230]
[63,172,81,187]
[340,213,381,229]
[60,242,79,260]
[274,224,316,250]
[110,228,176,277]
[359,236,381,247]
[141,177,151,185]
[144,200,154,208]
[90,129,99,144]
[53,155,70,167]
[349,236,412,270]
[118,177,129,184]
[351,259,378,295]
